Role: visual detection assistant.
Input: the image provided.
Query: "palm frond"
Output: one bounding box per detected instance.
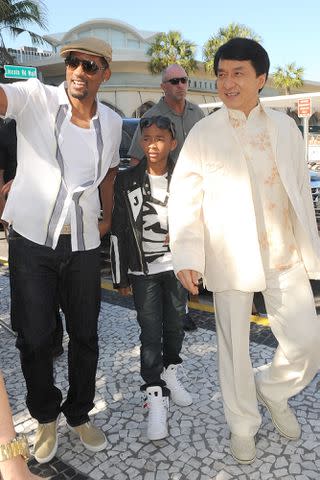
[0,0,48,61]
[202,22,261,75]
[147,30,198,75]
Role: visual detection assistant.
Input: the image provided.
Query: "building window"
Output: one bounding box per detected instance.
[78,30,90,39]
[111,29,125,48]
[127,38,140,49]
[90,28,109,43]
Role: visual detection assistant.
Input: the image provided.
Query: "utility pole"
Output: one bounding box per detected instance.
[303,116,309,163]
[298,98,312,163]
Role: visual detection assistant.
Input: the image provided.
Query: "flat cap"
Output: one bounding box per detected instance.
[60,37,112,63]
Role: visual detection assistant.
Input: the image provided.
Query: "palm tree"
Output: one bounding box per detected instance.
[203,23,261,75]
[147,30,198,75]
[0,0,48,64]
[272,63,304,95]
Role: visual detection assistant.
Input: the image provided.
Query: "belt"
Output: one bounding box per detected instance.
[60,224,71,235]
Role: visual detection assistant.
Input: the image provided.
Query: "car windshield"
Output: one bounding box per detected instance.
[119,118,139,169]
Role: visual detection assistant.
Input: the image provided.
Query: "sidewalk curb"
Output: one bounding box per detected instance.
[0,256,8,266]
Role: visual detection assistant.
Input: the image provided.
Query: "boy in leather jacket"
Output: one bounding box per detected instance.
[111,115,192,441]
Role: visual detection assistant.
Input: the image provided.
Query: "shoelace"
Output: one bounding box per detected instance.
[148,397,169,421]
[143,398,149,410]
[166,366,187,392]
[143,394,169,411]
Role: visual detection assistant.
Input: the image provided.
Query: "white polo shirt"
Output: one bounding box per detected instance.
[1,79,122,251]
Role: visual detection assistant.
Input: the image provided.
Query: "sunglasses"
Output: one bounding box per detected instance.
[64,55,107,74]
[164,77,188,85]
[140,115,176,139]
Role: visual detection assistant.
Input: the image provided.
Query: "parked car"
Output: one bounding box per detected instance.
[119,118,139,169]
[309,167,320,230]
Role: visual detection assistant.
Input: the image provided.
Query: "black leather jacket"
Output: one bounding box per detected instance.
[110,157,174,288]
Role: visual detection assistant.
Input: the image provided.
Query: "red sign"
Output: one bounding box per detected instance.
[298,98,312,117]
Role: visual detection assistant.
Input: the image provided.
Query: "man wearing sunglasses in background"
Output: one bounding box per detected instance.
[129,64,204,166]
[129,64,204,332]
[0,37,122,462]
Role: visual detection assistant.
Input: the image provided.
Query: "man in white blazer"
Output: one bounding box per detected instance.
[169,38,320,464]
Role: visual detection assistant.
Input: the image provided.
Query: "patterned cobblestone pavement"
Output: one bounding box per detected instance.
[0,268,319,480]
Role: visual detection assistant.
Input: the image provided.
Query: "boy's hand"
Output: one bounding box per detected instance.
[118,287,131,296]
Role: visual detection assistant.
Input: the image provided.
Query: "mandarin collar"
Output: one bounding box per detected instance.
[228,103,263,127]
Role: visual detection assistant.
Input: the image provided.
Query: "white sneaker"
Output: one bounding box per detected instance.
[161,364,193,407]
[256,388,301,440]
[230,434,256,464]
[146,386,168,441]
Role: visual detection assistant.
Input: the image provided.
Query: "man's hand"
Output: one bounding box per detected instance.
[99,166,118,238]
[1,179,13,197]
[118,286,131,296]
[0,178,11,232]
[0,87,8,117]
[98,219,110,239]
[177,269,201,295]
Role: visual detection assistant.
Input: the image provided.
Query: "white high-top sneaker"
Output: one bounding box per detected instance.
[161,364,193,407]
[145,386,169,441]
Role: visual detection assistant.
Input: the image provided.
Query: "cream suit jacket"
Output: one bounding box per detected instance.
[168,106,320,292]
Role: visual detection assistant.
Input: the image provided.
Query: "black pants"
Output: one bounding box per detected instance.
[53,307,64,354]
[9,230,101,426]
[131,270,187,391]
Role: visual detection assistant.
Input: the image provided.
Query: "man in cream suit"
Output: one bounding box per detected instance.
[169,38,320,464]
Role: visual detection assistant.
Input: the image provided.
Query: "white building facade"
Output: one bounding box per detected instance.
[3,18,320,121]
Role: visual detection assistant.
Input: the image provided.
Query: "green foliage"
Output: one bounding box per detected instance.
[147,30,198,75]
[203,22,261,75]
[0,0,48,63]
[272,63,304,95]
[0,0,48,65]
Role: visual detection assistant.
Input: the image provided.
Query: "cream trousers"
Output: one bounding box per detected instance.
[214,263,320,436]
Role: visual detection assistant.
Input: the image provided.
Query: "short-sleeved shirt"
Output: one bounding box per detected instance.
[0,118,17,183]
[128,97,205,163]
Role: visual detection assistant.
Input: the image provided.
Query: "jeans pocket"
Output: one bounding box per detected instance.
[8,228,22,241]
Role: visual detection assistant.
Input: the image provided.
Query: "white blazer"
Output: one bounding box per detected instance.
[169,106,320,292]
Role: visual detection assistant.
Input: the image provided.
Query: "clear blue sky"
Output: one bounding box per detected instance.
[2,0,320,82]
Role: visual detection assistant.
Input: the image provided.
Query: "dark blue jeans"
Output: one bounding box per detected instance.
[130,270,187,391]
[9,229,101,426]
